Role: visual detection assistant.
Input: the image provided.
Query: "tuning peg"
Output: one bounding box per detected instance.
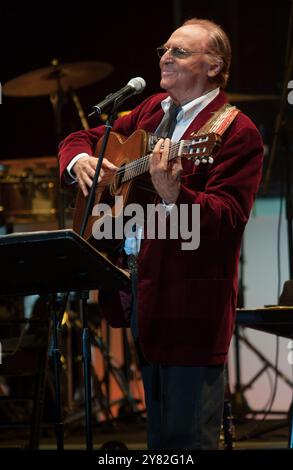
[208,157,214,164]
[201,158,207,163]
[194,159,201,165]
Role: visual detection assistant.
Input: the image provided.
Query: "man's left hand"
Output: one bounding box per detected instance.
[149,138,182,204]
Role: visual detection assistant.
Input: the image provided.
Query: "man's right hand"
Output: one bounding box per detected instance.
[73,155,117,197]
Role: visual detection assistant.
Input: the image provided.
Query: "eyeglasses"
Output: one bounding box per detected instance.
[156,46,211,59]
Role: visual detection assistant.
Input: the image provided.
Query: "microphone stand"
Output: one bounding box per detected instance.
[77,98,120,450]
[79,100,119,238]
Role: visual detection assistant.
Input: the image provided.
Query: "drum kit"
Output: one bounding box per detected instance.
[1,59,114,226]
[1,59,280,227]
[0,156,59,224]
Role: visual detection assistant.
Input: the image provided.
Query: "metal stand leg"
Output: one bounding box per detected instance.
[222,364,235,450]
[50,296,64,450]
[79,291,93,451]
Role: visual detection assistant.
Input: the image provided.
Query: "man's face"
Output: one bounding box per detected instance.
[159,25,215,104]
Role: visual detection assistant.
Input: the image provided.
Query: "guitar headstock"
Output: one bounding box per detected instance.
[180,132,221,165]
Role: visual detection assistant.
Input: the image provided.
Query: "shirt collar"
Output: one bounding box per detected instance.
[161,87,220,121]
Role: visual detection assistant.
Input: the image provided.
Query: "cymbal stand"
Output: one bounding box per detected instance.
[69,88,89,130]
[49,59,90,229]
[49,61,68,230]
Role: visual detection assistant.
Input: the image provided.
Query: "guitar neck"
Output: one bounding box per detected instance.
[121,140,187,184]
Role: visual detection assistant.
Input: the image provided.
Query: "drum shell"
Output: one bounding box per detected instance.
[0,177,58,222]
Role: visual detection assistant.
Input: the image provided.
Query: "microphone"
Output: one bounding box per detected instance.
[89,77,146,116]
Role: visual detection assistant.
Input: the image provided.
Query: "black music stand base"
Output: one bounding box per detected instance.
[0,229,130,450]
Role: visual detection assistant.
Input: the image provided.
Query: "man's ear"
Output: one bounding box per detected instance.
[207,60,223,78]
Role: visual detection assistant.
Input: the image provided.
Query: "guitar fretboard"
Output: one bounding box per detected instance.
[120,136,210,184]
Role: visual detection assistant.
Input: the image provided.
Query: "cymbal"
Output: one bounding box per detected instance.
[227,92,280,102]
[3,61,114,97]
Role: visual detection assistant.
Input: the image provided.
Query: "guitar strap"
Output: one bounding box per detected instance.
[191,103,240,137]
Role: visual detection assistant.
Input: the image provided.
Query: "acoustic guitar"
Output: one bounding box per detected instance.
[73,129,221,256]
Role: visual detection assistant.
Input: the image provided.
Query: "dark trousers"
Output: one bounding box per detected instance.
[140,361,225,450]
[130,272,225,450]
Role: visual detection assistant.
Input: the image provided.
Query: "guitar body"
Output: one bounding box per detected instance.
[73,129,156,256]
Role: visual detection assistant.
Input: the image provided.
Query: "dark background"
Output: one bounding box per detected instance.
[1,0,293,194]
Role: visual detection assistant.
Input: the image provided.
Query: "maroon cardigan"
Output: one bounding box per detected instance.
[58,91,263,366]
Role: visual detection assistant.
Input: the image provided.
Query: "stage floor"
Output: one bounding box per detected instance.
[0,418,289,450]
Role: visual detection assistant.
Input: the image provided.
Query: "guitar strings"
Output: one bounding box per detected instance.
[94,141,183,188]
[91,136,208,189]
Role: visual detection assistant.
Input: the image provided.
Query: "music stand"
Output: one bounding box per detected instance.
[0,229,130,450]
